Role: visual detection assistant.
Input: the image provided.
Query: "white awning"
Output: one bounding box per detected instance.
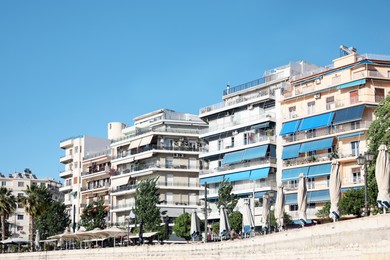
[111,176,129,187]
[129,139,142,149]
[139,135,153,147]
[127,141,133,150]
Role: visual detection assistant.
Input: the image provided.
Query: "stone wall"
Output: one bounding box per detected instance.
[2,214,390,260]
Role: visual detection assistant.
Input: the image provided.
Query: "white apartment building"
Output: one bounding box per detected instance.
[0,169,62,241]
[280,48,390,219]
[108,109,208,226]
[59,135,110,231]
[198,62,317,225]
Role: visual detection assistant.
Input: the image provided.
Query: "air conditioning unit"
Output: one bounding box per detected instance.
[314,93,321,99]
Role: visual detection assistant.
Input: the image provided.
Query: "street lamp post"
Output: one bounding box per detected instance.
[267,190,275,234]
[357,151,374,217]
[126,209,135,246]
[203,182,211,243]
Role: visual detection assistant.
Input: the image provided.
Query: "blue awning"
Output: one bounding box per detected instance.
[222,150,244,165]
[254,191,267,198]
[298,112,334,132]
[337,79,366,90]
[281,166,310,181]
[307,190,330,202]
[299,137,334,153]
[285,193,297,205]
[249,168,270,180]
[338,131,365,140]
[200,175,224,185]
[280,120,301,136]
[225,171,251,182]
[241,145,268,161]
[282,144,301,159]
[251,122,269,130]
[333,105,365,125]
[308,164,331,178]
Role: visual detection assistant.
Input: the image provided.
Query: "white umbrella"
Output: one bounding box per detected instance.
[98,227,126,247]
[219,206,230,241]
[35,230,40,251]
[297,173,307,226]
[190,210,200,241]
[376,144,390,213]
[274,186,285,231]
[242,200,254,237]
[261,194,270,233]
[329,160,341,221]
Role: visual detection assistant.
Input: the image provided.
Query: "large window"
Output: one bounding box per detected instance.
[350,90,359,104]
[352,167,362,184]
[351,141,360,156]
[307,177,315,189]
[289,106,297,118]
[375,88,385,103]
[307,101,315,115]
[18,182,24,187]
[326,96,335,110]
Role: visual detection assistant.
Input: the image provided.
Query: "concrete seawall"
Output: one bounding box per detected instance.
[3,214,390,260]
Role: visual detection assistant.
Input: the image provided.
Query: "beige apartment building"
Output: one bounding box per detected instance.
[108,109,207,226]
[279,48,390,219]
[59,135,110,231]
[0,169,62,241]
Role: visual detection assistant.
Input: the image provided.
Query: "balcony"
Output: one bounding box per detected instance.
[200,89,275,115]
[157,181,201,190]
[159,200,200,207]
[80,183,110,193]
[111,203,135,211]
[59,154,73,164]
[282,120,371,144]
[283,180,329,192]
[200,112,275,136]
[84,149,111,160]
[111,184,137,194]
[200,157,276,176]
[81,168,110,178]
[112,145,200,161]
[283,153,331,167]
[342,178,364,186]
[59,185,72,193]
[200,180,276,198]
[59,169,73,178]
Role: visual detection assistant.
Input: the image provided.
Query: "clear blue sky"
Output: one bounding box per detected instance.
[1,1,389,181]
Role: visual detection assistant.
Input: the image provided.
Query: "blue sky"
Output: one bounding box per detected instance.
[1,1,389,181]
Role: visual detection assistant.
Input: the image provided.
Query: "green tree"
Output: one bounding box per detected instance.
[211,222,219,235]
[216,178,238,216]
[315,201,331,220]
[367,93,390,210]
[20,184,52,248]
[339,189,365,217]
[35,200,71,240]
[79,198,107,231]
[0,187,16,240]
[228,211,242,232]
[172,212,191,240]
[133,178,161,232]
[283,212,293,225]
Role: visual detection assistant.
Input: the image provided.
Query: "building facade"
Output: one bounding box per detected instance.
[0,169,62,240]
[280,49,390,219]
[59,135,110,230]
[108,109,208,226]
[198,62,317,224]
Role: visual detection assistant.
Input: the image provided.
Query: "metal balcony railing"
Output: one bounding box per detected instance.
[200,157,276,175]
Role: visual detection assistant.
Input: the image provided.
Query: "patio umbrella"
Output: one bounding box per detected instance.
[242,200,254,237]
[98,227,127,247]
[274,185,285,231]
[35,230,40,251]
[261,194,270,233]
[219,206,230,241]
[376,144,390,213]
[297,173,307,226]
[190,210,200,241]
[329,160,341,221]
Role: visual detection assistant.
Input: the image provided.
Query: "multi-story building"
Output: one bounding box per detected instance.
[198,62,316,225]
[280,47,390,219]
[0,169,62,240]
[108,109,208,226]
[59,135,110,230]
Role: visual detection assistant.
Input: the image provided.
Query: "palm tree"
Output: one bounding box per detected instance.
[20,184,52,249]
[0,187,16,241]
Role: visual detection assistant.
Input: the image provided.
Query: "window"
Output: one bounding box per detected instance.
[289,106,297,118]
[166,192,173,204]
[306,129,316,139]
[17,215,24,220]
[17,226,23,231]
[307,177,315,189]
[289,205,298,211]
[326,96,335,110]
[218,140,223,150]
[288,180,299,189]
[165,157,173,168]
[65,179,72,186]
[352,168,362,184]
[1,181,6,186]
[18,182,24,187]
[327,176,330,188]
[74,162,78,169]
[74,146,79,154]
[243,133,250,145]
[375,88,385,103]
[351,141,360,156]
[307,101,315,115]
[350,121,360,130]
[231,137,235,147]
[18,203,23,208]
[350,90,359,104]
[17,193,24,198]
